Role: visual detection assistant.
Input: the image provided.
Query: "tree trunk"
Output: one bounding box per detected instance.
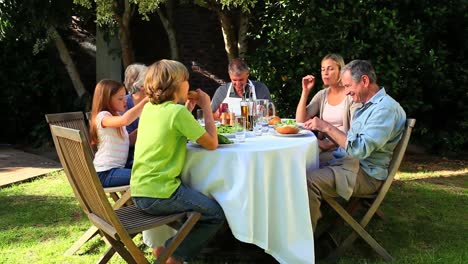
[216,10,239,60]
[50,26,87,98]
[237,13,250,59]
[157,0,179,60]
[115,0,135,69]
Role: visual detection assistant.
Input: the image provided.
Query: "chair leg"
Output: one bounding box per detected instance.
[109,192,120,203]
[328,229,393,262]
[97,238,117,264]
[325,197,393,262]
[363,199,386,220]
[156,212,201,263]
[64,226,100,255]
[101,233,139,264]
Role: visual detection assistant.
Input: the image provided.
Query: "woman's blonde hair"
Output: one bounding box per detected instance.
[90,79,126,147]
[321,53,345,87]
[145,59,189,104]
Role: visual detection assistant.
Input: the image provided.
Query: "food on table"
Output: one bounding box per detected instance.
[268,116,281,125]
[187,91,199,100]
[275,125,300,134]
[281,119,296,126]
[216,125,235,134]
[217,134,233,144]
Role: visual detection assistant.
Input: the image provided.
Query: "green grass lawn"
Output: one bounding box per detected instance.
[0,155,467,264]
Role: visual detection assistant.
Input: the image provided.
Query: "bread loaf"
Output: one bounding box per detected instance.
[269,116,281,125]
[275,125,300,134]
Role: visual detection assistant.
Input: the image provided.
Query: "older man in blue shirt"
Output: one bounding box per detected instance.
[304,60,406,230]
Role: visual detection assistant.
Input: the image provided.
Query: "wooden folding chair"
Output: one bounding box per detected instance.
[45,112,129,201]
[50,125,201,263]
[322,118,416,262]
[45,112,130,255]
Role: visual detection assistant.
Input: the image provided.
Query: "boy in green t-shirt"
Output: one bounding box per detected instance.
[131,59,225,264]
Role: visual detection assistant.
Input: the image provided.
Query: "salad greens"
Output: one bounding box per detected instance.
[217,125,235,134]
[276,119,297,126]
[217,134,233,144]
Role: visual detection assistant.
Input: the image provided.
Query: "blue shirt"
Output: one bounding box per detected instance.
[125,94,139,134]
[345,88,406,180]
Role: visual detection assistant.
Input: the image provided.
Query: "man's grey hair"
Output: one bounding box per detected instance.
[228,58,250,75]
[124,63,147,94]
[341,60,377,84]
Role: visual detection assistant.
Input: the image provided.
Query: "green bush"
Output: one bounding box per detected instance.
[248,0,468,154]
[0,37,85,147]
[0,0,91,147]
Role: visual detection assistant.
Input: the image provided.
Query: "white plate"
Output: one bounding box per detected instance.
[273,130,312,137]
[217,143,235,147]
[222,133,235,139]
[222,132,255,138]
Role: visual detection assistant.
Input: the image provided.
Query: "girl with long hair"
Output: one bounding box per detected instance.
[90,79,148,187]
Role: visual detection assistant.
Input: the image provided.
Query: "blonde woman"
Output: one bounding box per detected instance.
[296,54,358,154]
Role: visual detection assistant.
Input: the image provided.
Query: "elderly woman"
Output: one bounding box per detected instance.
[124,63,148,134]
[123,63,147,168]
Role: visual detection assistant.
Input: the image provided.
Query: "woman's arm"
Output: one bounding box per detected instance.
[296,75,315,122]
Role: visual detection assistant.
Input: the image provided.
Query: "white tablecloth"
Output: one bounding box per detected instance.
[180,133,319,264]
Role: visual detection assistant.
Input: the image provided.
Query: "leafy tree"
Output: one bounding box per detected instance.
[74,0,139,67]
[195,0,257,59]
[1,0,87,98]
[134,0,258,60]
[248,0,468,154]
[0,0,93,145]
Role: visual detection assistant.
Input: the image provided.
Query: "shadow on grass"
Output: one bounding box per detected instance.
[0,193,86,244]
[318,176,468,264]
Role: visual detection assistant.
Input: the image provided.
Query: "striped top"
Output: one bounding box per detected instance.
[93,111,129,172]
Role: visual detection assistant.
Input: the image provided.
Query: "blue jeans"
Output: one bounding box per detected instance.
[133,183,225,261]
[97,168,131,187]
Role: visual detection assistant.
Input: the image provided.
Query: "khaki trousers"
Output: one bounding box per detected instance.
[306,167,382,230]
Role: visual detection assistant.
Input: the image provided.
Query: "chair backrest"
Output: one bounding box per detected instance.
[50,125,128,235]
[45,112,95,157]
[85,111,91,122]
[360,118,416,223]
[381,118,416,192]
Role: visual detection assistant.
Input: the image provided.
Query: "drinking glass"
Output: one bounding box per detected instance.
[197,109,204,125]
[240,101,252,130]
[253,116,263,136]
[254,100,269,134]
[234,116,247,143]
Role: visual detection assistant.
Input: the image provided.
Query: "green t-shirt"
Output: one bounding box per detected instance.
[131,101,205,198]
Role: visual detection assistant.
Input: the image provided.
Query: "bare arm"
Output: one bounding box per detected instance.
[304,117,347,148]
[101,97,149,128]
[193,89,218,150]
[296,75,315,122]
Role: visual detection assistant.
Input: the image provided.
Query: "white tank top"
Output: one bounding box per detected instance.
[322,98,346,132]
